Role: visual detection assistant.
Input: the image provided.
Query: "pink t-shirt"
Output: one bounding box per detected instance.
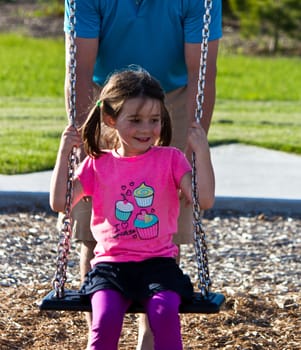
[76,146,191,266]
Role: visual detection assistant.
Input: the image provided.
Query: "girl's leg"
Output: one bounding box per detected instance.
[90,289,131,350]
[144,290,182,350]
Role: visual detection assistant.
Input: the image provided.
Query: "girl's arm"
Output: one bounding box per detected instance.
[50,125,85,212]
[180,122,215,210]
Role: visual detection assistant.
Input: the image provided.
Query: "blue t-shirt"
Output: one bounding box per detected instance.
[64,0,222,92]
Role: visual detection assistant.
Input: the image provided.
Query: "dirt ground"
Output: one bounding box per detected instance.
[0,0,63,38]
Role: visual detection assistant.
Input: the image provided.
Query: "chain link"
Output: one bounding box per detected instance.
[52,0,77,298]
[192,0,213,296]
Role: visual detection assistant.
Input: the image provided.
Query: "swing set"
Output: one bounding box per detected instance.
[40,0,225,315]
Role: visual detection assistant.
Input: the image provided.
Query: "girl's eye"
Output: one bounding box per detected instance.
[130,118,140,123]
[128,117,160,124]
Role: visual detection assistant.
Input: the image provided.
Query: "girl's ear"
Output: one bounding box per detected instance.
[103,113,116,128]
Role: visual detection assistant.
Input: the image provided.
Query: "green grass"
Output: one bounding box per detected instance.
[0,97,66,174]
[216,54,301,101]
[0,33,301,174]
[0,34,64,97]
[209,100,301,154]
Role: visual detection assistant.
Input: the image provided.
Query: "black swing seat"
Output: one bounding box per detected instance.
[40,289,225,314]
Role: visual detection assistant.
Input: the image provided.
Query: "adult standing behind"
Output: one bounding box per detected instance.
[63,1,222,349]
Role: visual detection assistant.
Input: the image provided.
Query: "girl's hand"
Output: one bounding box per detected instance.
[59,125,82,155]
[187,121,209,154]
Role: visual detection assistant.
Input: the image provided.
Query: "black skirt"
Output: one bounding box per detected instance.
[80,257,194,302]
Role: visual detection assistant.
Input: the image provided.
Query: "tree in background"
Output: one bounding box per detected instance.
[228,0,301,53]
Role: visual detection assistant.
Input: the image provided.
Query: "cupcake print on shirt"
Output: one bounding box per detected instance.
[115,198,134,221]
[114,182,159,240]
[134,209,159,240]
[134,183,154,207]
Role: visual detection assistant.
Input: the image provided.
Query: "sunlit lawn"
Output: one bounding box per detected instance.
[1,34,301,174]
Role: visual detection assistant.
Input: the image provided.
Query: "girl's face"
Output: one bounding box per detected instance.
[107,97,162,157]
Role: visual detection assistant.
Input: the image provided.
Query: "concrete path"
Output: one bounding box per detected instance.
[1,144,301,214]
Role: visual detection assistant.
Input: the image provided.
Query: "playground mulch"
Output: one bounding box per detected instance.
[0,211,300,349]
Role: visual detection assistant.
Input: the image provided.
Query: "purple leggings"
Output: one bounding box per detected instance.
[90,289,182,350]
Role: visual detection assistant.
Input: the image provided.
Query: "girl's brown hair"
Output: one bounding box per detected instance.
[82,68,172,158]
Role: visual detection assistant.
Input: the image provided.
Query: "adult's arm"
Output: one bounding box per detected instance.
[65,35,99,159]
[185,39,219,135]
[180,123,215,210]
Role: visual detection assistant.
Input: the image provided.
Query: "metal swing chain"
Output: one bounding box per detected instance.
[191,0,213,297]
[51,0,212,298]
[52,0,77,298]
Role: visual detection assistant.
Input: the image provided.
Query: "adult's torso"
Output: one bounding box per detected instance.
[65,0,222,92]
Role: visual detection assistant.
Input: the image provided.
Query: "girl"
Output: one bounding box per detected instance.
[50,68,215,350]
